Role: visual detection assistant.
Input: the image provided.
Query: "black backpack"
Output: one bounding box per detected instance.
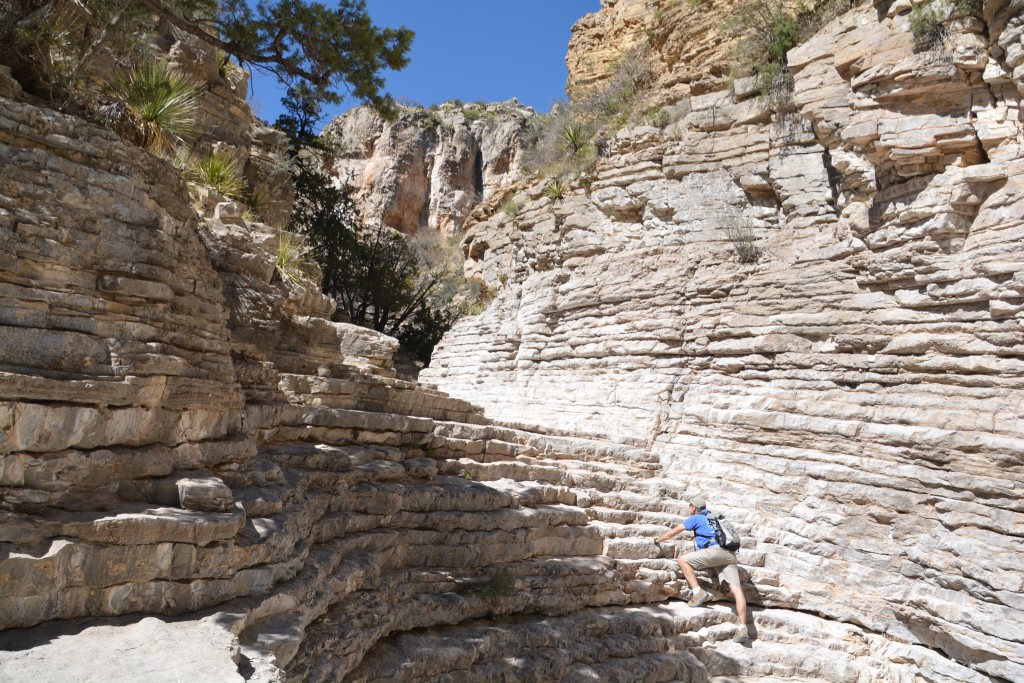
[707,513,741,551]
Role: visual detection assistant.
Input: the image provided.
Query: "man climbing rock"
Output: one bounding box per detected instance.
[655,494,750,642]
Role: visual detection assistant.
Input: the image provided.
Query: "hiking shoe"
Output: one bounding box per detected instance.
[734,630,750,644]
[687,589,710,607]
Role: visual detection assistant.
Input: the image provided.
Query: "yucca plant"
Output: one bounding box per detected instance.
[560,122,590,158]
[544,179,568,202]
[108,60,201,156]
[186,150,246,200]
[243,181,282,223]
[274,230,317,289]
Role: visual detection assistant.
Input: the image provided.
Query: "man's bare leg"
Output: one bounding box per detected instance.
[729,581,748,632]
[677,558,699,591]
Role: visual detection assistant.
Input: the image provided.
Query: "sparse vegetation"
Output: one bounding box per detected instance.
[243,180,282,224]
[909,1,949,51]
[480,569,517,598]
[544,179,568,201]
[502,198,523,220]
[954,0,983,14]
[722,214,761,263]
[727,0,848,112]
[274,230,318,288]
[647,106,672,128]
[522,46,654,181]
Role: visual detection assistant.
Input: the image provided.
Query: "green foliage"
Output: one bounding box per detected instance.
[177,0,413,116]
[2,0,412,119]
[755,62,795,112]
[107,60,201,156]
[728,0,847,110]
[501,198,523,220]
[647,106,671,128]
[543,179,568,201]
[560,122,590,157]
[954,0,982,13]
[186,149,246,199]
[909,1,948,50]
[243,180,283,224]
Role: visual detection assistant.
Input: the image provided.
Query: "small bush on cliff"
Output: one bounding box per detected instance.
[480,568,517,599]
[185,149,246,200]
[722,213,761,263]
[728,0,848,111]
[273,230,318,288]
[909,1,949,51]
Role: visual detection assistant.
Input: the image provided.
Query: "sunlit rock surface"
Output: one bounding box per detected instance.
[2,1,1024,681]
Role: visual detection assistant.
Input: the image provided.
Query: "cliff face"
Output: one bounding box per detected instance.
[1,1,1023,682]
[423,0,1024,679]
[322,101,532,235]
[567,0,748,100]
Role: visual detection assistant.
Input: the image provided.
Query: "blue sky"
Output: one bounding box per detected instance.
[247,0,601,127]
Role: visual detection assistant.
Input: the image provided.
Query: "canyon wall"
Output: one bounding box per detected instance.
[322,101,532,236]
[1,0,1023,681]
[423,0,1024,679]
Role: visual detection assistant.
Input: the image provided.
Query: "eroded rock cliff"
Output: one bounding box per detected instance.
[1,1,1023,682]
[424,0,1024,680]
[322,101,533,236]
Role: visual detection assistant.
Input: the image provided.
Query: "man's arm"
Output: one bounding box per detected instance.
[655,523,687,545]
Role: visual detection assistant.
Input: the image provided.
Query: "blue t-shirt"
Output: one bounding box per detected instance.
[683,510,718,550]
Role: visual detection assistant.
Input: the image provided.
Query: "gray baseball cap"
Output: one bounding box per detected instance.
[687,495,706,510]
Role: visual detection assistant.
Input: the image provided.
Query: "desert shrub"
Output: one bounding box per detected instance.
[522,46,654,181]
[755,62,796,112]
[729,0,849,110]
[647,106,672,128]
[954,0,982,13]
[722,214,760,263]
[910,1,948,50]
[502,198,523,220]
[243,180,284,223]
[107,60,201,156]
[480,569,517,599]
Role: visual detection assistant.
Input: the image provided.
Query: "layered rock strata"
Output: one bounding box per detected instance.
[1,81,994,682]
[424,1,1024,680]
[2,1,1024,682]
[322,101,533,235]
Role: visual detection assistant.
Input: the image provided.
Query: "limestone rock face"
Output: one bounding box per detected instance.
[3,2,1024,682]
[322,101,533,235]
[423,2,1024,681]
[567,0,748,101]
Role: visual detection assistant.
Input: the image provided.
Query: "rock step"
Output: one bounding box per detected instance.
[432,420,661,465]
[278,373,488,425]
[435,454,661,492]
[253,556,632,681]
[341,603,707,683]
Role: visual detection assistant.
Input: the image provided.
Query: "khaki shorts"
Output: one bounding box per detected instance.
[682,546,741,587]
